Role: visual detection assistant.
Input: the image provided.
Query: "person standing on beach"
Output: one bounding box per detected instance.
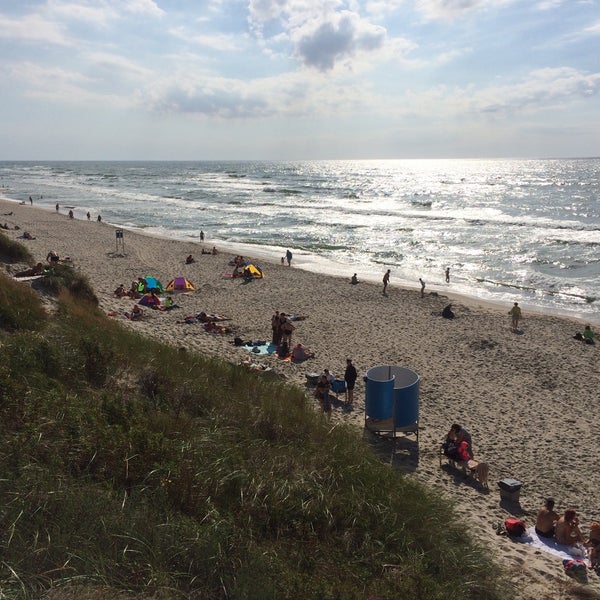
[344,358,357,405]
[382,269,390,295]
[509,302,522,331]
[286,249,293,266]
[271,310,281,345]
[29,196,33,206]
[419,278,426,297]
[200,230,205,241]
[55,202,59,213]
[445,267,450,283]
[86,211,91,220]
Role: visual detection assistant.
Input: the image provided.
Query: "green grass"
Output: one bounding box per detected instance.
[0,256,509,599]
[0,230,33,264]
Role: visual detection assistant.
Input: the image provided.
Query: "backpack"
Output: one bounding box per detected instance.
[504,518,526,537]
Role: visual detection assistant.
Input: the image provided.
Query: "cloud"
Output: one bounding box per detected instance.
[415,0,513,21]
[294,11,386,70]
[0,13,70,45]
[46,0,164,23]
[584,20,600,35]
[474,67,600,114]
[247,0,390,71]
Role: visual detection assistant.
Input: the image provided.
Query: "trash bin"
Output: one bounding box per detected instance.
[498,478,523,503]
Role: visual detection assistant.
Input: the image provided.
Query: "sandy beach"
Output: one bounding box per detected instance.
[2,198,600,598]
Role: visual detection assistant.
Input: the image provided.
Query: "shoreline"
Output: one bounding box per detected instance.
[4,196,597,327]
[2,198,600,598]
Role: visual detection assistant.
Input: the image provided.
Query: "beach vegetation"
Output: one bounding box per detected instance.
[0,230,33,263]
[34,263,98,305]
[0,264,508,599]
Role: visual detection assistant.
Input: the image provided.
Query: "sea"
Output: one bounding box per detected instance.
[1,159,599,324]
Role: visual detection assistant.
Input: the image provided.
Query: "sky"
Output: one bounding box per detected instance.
[0,0,599,160]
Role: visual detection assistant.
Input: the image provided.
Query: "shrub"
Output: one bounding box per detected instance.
[0,272,47,332]
[0,230,33,263]
[35,264,98,305]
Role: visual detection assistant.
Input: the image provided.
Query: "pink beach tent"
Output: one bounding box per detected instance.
[165,277,196,291]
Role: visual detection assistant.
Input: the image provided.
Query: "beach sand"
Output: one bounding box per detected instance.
[3,199,600,598]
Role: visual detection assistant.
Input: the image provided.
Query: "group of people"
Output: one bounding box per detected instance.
[271,311,296,357]
[313,359,358,416]
[536,499,600,567]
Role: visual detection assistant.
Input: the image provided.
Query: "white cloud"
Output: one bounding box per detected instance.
[0,13,70,45]
[584,20,600,35]
[415,0,514,21]
[474,67,600,114]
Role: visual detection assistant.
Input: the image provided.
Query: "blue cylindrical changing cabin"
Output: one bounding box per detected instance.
[365,365,419,428]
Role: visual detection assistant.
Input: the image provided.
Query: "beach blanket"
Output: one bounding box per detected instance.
[243,343,277,355]
[523,527,588,561]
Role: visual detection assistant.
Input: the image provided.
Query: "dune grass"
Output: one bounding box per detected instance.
[0,268,509,599]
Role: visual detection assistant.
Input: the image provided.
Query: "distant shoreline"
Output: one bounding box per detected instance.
[3,194,597,327]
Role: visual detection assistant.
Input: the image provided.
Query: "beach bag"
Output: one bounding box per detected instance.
[504,519,526,537]
[563,559,588,583]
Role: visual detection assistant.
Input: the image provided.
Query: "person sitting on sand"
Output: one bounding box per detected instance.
[555,509,586,547]
[350,273,359,285]
[129,305,144,321]
[582,325,595,345]
[277,340,290,358]
[442,304,455,319]
[443,423,473,461]
[21,231,35,240]
[535,498,559,539]
[586,522,600,569]
[164,296,179,310]
[291,343,315,362]
[114,284,127,297]
[315,374,332,417]
[185,254,195,264]
[15,263,44,278]
[212,246,218,255]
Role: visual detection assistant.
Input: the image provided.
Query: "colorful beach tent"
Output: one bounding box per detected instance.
[244,264,264,278]
[138,293,161,307]
[144,276,163,292]
[165,277,195,291]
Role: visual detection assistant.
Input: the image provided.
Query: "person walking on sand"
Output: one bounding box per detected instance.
[419,278,426,297]
[445,267,450,283]
[509,302,522,331]
[382,269,390,295]
[286,249,293,266]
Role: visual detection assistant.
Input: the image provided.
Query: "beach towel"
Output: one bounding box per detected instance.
[523,527,588,561]
[243,343,277,355]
